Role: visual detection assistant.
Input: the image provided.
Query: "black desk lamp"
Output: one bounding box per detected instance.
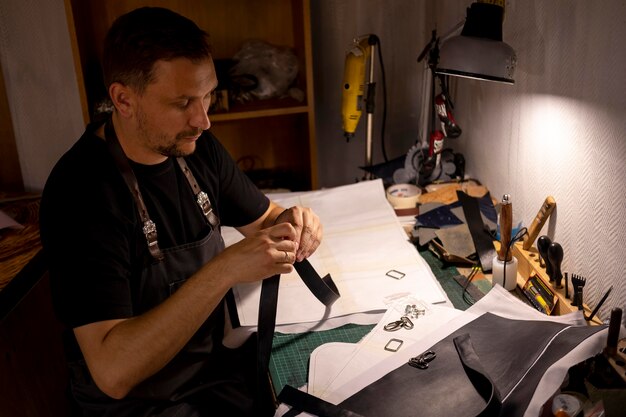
[435,1,517,84]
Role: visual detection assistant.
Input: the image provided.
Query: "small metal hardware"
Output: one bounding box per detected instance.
[142,219,157,236]
[404,304,426,319]
[384,316,414,331]
[384,338,404,352]
[386,270,406,280]
[408,350,437,369]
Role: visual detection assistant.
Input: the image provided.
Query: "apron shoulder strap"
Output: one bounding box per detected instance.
[175,157,219,228]
[105,121,164,262]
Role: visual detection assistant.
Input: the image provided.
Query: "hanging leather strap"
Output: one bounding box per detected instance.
[256,259,341,413]
[105,121,220,262]
[453,333,502,417]
[105,122,165,262]
[175,157,219,228]
[256,274,281,412]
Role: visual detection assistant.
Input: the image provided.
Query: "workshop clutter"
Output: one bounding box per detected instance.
[409,180,497,264]
[210,40,304,113]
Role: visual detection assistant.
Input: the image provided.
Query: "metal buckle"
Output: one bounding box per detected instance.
[384,338,403,352]
[196,191,218,227]
[196,191,212,216]
[142,219,157,236]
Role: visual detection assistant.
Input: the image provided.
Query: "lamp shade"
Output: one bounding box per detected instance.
[435,2,516,84]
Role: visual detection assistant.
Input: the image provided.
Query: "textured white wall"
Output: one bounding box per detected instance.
[435,0,626,320]
[0,0,84,192]
[311,0,429,186]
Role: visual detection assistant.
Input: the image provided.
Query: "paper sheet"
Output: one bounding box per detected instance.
[310,286,599,407]
[222,179,449,329]
[308,297,463,399]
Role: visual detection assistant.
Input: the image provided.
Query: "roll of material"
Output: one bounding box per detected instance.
[386,183,421,209]
[492,256,518,291]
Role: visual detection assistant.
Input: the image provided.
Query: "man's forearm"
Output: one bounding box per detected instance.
[75,224,297,400]
[75,258,232,399]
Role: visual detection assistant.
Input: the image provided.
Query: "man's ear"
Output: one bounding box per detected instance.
[109,82,135,118]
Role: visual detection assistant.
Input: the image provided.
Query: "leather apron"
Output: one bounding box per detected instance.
[68,123,269,417]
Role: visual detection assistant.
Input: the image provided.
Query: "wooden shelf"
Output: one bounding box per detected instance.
[68,0,318,190]
[211,103,309,122]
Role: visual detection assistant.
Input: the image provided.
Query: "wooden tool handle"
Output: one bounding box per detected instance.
[498,195,512,262]
[522,196,556,250]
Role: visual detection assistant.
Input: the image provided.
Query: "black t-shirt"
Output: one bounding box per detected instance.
[40,123,269,330]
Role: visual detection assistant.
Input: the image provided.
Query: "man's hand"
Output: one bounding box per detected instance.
[236,201,323,263]
[218,222,299,284]
[273,206,322,262]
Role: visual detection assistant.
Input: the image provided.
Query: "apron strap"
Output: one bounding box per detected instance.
[104,120,220,262]
[175,157,219,228]
[105,121,165,262]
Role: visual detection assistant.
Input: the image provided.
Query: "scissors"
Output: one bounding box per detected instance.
[383,315,414,331]
[408,350,436,369]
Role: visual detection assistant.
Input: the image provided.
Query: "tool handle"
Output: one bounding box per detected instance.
[547,242,564,287]
[498,195,512,262]
[537,235,553,278]
[523,196,556,250]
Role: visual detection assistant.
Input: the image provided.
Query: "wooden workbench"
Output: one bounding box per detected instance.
[0,193,72,417]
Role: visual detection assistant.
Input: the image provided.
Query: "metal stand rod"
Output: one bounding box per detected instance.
[364,43,376,180]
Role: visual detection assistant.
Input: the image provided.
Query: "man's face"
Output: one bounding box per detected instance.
[133,57,217,160]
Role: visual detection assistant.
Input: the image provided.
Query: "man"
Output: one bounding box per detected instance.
[40,7,322,417]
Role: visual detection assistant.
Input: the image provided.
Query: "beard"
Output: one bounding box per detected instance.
[136,108,203,158]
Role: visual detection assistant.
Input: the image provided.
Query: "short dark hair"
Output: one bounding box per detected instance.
[102,7,211,94]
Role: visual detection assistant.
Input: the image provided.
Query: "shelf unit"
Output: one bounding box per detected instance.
[66,0,318,190]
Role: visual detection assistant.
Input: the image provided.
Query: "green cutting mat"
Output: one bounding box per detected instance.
[270,323,375,393]
[269,248,481,393]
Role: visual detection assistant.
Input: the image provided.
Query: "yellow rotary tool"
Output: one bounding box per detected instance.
[341,34,380,176]
[342,35,373,140]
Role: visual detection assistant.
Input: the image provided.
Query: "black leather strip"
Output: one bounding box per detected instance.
[278,385,365,417]
[453,333,502,417]
[257,275,280,377]
[457,190,496,272]
[294,259,340,306]
[257,274,281,412]
[256,259,340,413]
[282,407,303,417]
[500,325,605,417]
